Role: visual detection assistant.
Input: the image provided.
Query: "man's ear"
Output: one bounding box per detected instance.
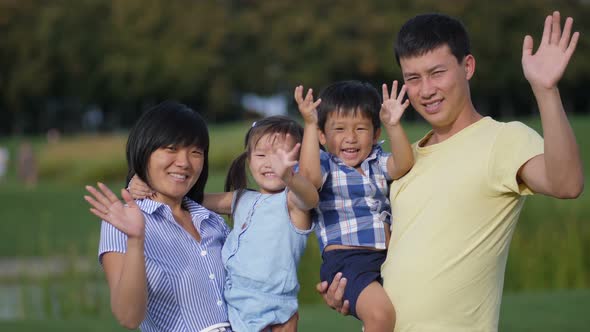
[463,54,476,80]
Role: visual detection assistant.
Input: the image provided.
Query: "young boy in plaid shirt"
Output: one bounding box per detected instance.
[295,80,414,331]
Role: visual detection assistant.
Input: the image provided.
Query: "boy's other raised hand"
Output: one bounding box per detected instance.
[522,11,579,90]
[294,85,321,125]
[84,182,145,239]
[381,81,410,127]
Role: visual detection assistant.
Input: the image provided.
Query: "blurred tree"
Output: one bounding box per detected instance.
[0,0,588,135]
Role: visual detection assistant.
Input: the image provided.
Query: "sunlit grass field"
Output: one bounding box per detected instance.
[0,116,589,330]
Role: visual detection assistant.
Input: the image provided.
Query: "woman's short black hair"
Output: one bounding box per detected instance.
[126,100,209,203]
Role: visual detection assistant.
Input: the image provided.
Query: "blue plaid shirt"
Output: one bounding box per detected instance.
[313,145,392,252]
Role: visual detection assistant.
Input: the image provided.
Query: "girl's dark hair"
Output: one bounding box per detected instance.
[126,100,209,203]
[317,80,381,132]
[394,13,471,65]
[224,116,304,214]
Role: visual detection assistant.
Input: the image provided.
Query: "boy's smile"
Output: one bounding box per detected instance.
[319,112,380,170]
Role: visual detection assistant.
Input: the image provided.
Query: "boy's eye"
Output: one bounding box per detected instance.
[191,149,203,156]
[165,145,177,151]
[432,70,445,77]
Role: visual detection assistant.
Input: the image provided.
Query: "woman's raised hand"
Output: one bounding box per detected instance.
[85,182,146,239]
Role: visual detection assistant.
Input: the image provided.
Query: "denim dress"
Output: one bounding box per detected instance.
[222,189,313,332]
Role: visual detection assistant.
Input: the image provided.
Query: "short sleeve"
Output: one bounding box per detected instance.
[98,221,128,265]
[489,121,544,195]
[377,150,393,181]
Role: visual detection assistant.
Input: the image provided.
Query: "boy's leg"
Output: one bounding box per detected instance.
[355,281,395,332]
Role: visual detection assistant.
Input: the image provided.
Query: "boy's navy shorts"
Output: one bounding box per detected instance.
[320,248,387,318]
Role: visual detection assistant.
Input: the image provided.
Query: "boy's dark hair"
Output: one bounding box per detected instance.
[225,116,304,216]
[126,100,209,203]
[317,80,381,132]
[394,13,471,65]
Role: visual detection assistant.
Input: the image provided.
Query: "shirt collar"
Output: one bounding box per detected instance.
[136,197,212,222]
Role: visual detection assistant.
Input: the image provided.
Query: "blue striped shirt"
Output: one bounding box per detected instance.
[98,198,232,332]
[314,144,392,252]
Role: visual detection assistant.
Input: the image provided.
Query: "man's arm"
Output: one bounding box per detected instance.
[519,11,583,199]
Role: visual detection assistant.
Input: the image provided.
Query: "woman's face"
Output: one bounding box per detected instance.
[146,144,204,205]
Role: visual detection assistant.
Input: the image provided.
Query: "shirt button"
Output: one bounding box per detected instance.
[216,300,223,306]
[209,273,215,280]
[200,250,207,256]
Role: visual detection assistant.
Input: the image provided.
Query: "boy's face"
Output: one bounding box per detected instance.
[319,111,380,169]
[400,45,475,130]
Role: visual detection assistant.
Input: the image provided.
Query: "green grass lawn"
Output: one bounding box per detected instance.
[0,116,589,325]
[0,289,588,331]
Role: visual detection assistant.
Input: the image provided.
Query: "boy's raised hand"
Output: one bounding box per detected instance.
[381,81,410,127]
[522,11,579,90]
[84,182,145,239]
[294,85,321,125]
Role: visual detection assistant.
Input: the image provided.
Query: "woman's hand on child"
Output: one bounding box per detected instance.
[294,85,321,125]
[128,174,155,199]
[85,182,146,239]
[380,81,410,127]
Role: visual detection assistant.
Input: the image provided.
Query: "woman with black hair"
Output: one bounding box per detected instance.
[84,101,232,332]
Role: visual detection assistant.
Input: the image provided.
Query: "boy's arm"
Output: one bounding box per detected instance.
[381,81,414,180]
[202,192,234,215]
[518,11,583,199]
[295,85,323,189]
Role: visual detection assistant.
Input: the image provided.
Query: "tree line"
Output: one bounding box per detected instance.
[0,0,588,135]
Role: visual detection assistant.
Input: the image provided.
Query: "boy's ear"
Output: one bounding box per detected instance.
[373,127,382,144]
[319,128,327,146]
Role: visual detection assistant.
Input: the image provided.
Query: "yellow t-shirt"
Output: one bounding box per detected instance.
[382,117,544,332]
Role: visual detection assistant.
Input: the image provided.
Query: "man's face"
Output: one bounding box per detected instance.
[399,45,475,129]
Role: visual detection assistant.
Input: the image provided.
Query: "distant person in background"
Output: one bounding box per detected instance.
[0,146,8,182]
[321,11,584,331]
[17,141,37,187]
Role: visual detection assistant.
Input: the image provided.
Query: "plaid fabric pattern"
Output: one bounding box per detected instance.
[313,144,392,252]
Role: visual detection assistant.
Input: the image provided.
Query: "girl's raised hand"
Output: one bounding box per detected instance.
[128,174,155,199]
[381,81,410,127]
[294,85,321,125]
[268,134,300,185]
[84,182,145,239]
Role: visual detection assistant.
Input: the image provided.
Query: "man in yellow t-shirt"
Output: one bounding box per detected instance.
[319,11,583,332]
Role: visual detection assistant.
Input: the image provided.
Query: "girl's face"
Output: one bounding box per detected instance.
[146,144,204,206]
[248,133,297,194]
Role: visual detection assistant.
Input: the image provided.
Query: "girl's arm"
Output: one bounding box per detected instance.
[381,81,414,179]
[84,183,148,329]
[128,174,236,215]
[269,140,318,230]
[202,192,234,215]
[295,85,323,189]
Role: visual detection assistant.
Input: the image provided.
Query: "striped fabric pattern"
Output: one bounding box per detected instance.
[314,145,393,252]
[98,197,232,332]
